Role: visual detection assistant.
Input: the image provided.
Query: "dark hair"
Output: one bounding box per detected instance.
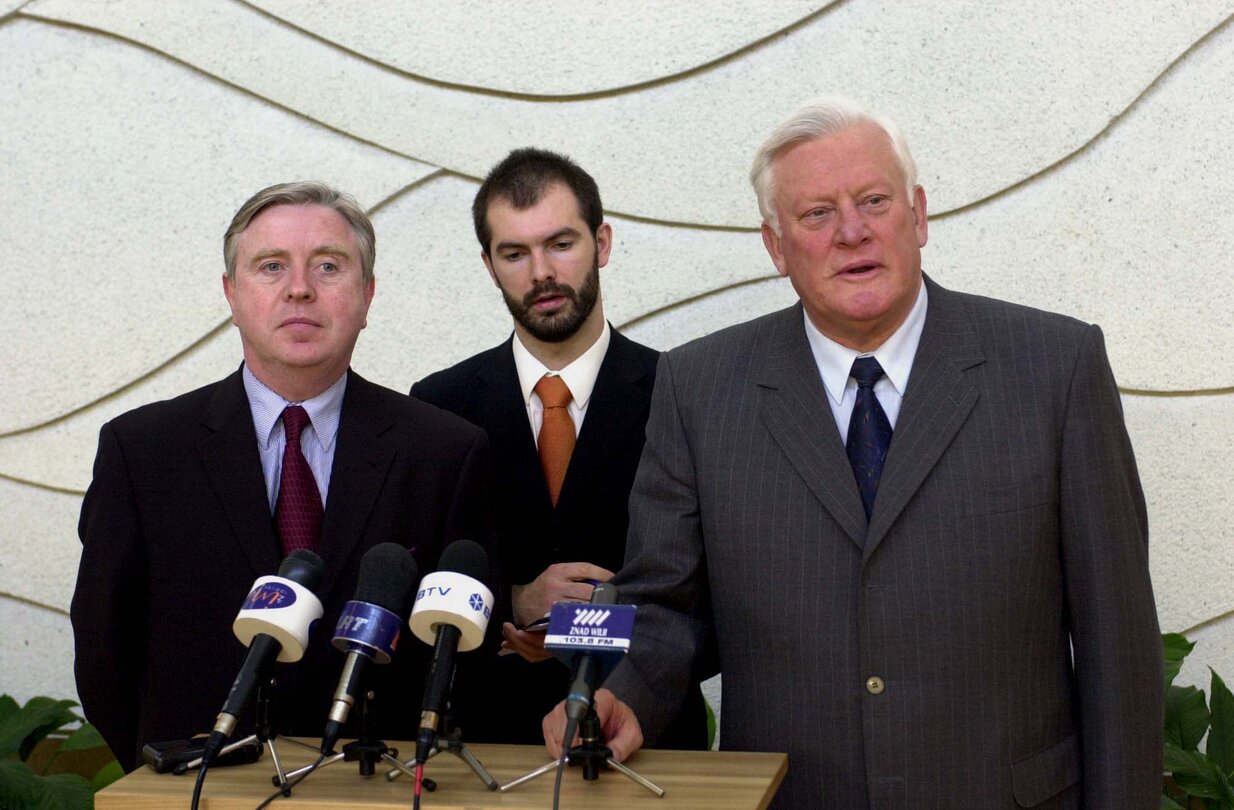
[472,148,603,254]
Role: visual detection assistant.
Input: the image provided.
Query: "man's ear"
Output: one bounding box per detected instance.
[595,222,614,269]
[913,185,928,248]
[222,273,238,323]
[360,276,376,328]
[761,222,789,278]
[481,250,500,288]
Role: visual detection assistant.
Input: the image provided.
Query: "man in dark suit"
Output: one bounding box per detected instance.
[412,148,707,748]
[545,99,1163,808]
[71,182,493,771]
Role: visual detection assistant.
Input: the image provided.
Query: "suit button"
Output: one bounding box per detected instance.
[865,676,885,695]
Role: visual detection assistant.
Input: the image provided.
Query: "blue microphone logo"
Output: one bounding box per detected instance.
[242,582,297,610]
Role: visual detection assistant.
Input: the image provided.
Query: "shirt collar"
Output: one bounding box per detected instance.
[242,366,348,451]
[803,280,929,406]
[512,320,612,407]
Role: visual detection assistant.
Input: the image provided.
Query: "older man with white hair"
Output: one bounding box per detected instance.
[545,97,1162,809]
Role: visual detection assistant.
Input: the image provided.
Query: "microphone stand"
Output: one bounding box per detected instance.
[500,703,665,797]
[385,709,497,790]
[281,689,408,783]
[174,676,314,792]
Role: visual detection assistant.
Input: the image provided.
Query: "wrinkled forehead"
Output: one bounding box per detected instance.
[239,204,356,249]
[773,125,906,200]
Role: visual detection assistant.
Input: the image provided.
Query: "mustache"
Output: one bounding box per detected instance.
[521,281,577,309]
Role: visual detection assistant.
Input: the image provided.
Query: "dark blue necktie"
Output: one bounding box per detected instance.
[846,357,893,520]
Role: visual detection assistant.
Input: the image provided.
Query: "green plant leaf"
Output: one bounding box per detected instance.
[1165,633,1198,690]
[57,723,106,754]
[0,695,20,726]
[1208,668,1234,777]
[1159,796,1186,810]
[1164,743,1234,804]
[0,698,80,761]
[1167,684,1212,751]
[1167,741,1204,775]
[0,759,39,806]
[31,772,96,810]
[91,759,124,790]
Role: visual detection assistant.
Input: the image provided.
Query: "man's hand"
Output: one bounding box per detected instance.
[500,622,552,662]
[543,688,644,762]
[511,562,615,626]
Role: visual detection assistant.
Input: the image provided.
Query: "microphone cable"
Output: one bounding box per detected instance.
[413,761,425,810]
[190,756,209,810]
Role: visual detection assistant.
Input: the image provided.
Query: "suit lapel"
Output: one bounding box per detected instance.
[476,339,551,507]
[318,371,396,599]
[199,368,281,580]
[565,331,652,506]
[864,278,985,561]
[756,305,868,549]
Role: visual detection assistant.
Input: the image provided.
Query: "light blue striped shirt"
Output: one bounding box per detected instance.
[242,366,347,512]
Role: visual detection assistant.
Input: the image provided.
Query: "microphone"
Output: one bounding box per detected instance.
[321,543,419,754]
[408,540,493,764]
[202,549,325,765]
[543,582,635,723]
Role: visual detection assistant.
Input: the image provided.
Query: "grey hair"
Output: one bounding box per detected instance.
[223,181,376,282]
[750,96,918,234]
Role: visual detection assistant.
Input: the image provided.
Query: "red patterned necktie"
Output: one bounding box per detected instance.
[275,405,323,553]
[535,375,575,507]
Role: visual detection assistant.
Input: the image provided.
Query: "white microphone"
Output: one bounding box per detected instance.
[408,540,493,763]
[202,549,325,765]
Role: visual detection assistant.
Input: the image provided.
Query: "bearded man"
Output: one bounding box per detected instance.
[412,148,708,748]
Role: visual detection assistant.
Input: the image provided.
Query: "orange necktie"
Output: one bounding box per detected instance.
[535,375,575,506]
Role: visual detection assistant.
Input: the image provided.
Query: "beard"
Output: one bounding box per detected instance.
[500,253,600,343]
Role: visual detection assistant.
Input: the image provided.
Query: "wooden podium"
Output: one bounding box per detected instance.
[95,740,786,809]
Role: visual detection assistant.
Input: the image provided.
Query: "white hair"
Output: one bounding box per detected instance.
[750,96,918,234]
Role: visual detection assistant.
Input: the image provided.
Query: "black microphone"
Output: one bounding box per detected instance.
[202,549,325,766]
[321,543,418,754]
[407,540,493,764]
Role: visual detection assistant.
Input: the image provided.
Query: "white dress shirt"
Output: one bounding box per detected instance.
[511,321,612,445]
[802,281,928,441]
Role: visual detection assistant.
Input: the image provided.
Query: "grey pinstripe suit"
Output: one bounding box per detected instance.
[607,276,1162,809]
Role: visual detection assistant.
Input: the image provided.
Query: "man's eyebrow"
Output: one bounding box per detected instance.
[312,244,354,260]
[249,248,289,264]
[544,227,582,242]
[247,245,353,264]
[493,239,527,253]
[493,227,582,253]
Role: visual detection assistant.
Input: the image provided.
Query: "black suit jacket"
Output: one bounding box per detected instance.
[71,368,494,770]
[412,328,708,748]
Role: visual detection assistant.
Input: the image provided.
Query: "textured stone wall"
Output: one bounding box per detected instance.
[2,2,1231,730]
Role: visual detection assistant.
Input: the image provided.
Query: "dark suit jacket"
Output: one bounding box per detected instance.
[412,328,708,748]
[71,368,494,771]
[606,278,1163,809]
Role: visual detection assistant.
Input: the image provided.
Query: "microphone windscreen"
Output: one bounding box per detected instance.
[590,582,619,605]
[437,539,489,585]
[355,543,419,617]
[278,548,326,591]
